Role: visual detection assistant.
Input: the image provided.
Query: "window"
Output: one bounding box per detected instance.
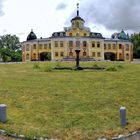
[54,33,57,37]
[126,54,129,60]
[97,34,101,37]
[84,33,87,37]
[76,22,79,28]
[76,33,79,37]
[97,42,100,48]
[33,44,36,49]
[60,41,63,47]
[83,52,87,56]
[69,33,72,36]
[44,44,47,49]
[108,44,111,49]
[69,41,73,48]
[55,41,58,47]
[69,52,73,56]
[60,33,63,37]
[76,41,80,48]
[126,44,129,51]
[49,43,51,49]
[119,44,122,49]
[55,52,58,57]
[83,41,87,47]
[22,45,25,51]
[26,44,30,51]
[104,44,106,49]
[92,41,95,47]
[92,52,95,57]
[26,54,29,60]
[33,53,36,60]
[39,44,42,49]
[60,52,64,57]
[119,53,122,60]
[113,44,116,50]
[97,52,101,57]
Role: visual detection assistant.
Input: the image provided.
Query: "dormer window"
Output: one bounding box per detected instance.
[60,33,63,37]
[69,33,73,37]
[97,34,100,37]
[54,33,57,37]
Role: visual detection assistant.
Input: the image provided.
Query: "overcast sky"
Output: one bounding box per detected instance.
[0,0,140,41]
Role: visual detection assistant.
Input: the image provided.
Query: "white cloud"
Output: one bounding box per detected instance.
[0,0,138,41]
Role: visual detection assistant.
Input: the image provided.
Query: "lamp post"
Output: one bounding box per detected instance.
[75,40,83,70]
[75,47,81,68]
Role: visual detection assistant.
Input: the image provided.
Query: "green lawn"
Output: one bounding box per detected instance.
[0,62,139,139]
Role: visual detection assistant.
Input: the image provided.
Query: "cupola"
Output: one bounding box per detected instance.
[71,3,85,29]
[27,29,37,41]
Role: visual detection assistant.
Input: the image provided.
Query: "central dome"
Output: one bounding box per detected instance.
[71,16,85,22]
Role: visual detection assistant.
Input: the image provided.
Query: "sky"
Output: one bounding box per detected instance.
[0,0,140,41]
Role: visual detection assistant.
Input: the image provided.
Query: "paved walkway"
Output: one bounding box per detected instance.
[0,133,140,140]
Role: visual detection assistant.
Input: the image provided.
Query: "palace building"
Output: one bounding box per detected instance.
[21,4,133,62]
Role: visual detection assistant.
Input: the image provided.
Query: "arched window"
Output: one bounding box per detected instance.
[33,53,36,60]
[76,22,79,28]
[83,52,86,56]
[69,52,73,57]
[126,54,129,60]
[119,53,122,60]
[26,54,29,60]
[60,33,63,37]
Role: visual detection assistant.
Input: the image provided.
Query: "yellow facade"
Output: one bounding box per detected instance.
[21,5,133,62]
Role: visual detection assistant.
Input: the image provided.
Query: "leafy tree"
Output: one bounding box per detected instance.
[131,33,140,58]
[0,34,22,62]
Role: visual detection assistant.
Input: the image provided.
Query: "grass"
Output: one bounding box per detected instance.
[0,62,139,139]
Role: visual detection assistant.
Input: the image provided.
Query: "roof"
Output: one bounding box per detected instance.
[27,30,37,41]
[90,32,104,39]
[51,32,66,38]
[71,16,85,22]
[111,30,129,40]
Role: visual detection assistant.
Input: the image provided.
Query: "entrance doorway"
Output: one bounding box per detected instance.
[104,52,116,61]
[39,52,51,61]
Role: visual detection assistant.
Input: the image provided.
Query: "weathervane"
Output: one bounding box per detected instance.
[77,3,79,16]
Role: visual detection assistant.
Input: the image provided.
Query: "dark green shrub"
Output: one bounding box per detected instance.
[106,66,117,71]
[56,62,61,68]
[117,64,124,69]
[33,62,40,69]
[43,65,53,72]
[93,63,99,68]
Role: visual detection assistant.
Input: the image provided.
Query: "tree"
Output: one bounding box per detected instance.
[130,33,140,58]
[0,34,22,62]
